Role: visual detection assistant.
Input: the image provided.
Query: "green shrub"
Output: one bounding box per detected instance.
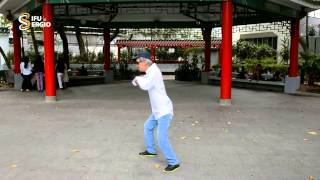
[256,44,276,60]
[233,40,257,62]
[280,37,289,64]
[212,64,221,71]
[175,55,201,81]
[233,40,276,62]
[300,53,320,85]
[232,64,240,72]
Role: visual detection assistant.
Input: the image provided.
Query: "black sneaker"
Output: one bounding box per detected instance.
[139,151,157,157]
[163,164,180,173]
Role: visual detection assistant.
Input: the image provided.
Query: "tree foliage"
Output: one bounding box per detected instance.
[233,40,276,62]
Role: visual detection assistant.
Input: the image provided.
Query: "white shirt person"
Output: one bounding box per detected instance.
[132,52,180,173]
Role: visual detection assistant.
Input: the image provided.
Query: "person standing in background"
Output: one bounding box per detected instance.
[63,65,69,88]
[20,56,33,92]
[56,55,67,89]
[33,55,44,92]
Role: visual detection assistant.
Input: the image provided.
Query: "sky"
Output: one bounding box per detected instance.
[309,9,320,18]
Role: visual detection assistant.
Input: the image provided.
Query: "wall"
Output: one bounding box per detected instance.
[308,36,320,55]
[213,21,291,62]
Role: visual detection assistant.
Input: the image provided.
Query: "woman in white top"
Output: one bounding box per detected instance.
[20,56,33,91]
[56,55,67,89]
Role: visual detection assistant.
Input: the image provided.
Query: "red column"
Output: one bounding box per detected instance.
[117,47,121,63]
[289,19,300,77]
[219,48,222,64]
[104,28,110,71]
[204,27,212,72]
[12,20,21,74]
[43,3,56,102]
[150,46,156,62]
[220,0,233,105]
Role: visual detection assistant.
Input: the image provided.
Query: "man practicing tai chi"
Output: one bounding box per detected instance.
[132,52,180,173]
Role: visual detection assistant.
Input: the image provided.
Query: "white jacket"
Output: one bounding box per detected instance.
[20,62,32,75]
[134,63,173,119]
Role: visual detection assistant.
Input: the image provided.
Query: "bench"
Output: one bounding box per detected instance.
[69,70,104,76]
[68,75,105,86]
[208,76,284,92]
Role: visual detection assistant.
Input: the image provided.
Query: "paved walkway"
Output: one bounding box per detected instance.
[0,81,319,180]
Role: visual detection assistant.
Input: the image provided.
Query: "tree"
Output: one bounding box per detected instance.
[308,26,316,36]
[0,47,11,69]
[280,37,289,64]
[29,27,39,58]
[300,52,320,85]
[299,37,320,86]
[110,28,119,42]
[74,25,86,58]
[0,15,10,27]
[233,40,258,62]
[57,25,70,68]
[256,44,276,60]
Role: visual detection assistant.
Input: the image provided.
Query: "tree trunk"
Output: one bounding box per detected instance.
[306,15,309,52]
[30,26,39,57]
[20,31,25,58]
[110,28,119,42]
[74,25,86,57]
[57,25,70,69]
[0,46,11,69]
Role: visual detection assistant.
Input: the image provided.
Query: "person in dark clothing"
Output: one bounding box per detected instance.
[20,56,33,91]
[79,63,88,76]
[270,70,283,81]
[33,55,44,92]
[252,64,263,80]
[237,66,249,79]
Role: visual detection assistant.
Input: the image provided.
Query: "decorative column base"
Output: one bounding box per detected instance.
[45,96,57,102]
[219,99,232,106]
[284,76,300,94]
[201,71,210,84]
[14,73,22,90]
[104,70,114,83]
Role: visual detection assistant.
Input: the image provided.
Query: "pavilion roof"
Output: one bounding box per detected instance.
[0,0,319,28]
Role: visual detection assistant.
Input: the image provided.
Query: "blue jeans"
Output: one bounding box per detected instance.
[144,113,179,165]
